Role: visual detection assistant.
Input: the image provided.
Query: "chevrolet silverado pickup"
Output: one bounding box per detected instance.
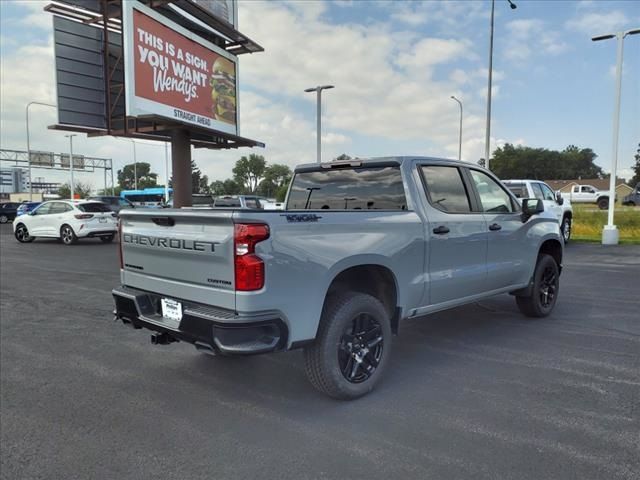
[113,157,564,399]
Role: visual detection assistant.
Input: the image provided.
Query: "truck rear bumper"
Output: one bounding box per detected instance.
[112,286,288,355]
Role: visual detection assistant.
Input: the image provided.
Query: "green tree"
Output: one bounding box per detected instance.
[263,164,291,187]
[629,143,640,187]
[222,178,243,195]
[275,184,289,202]
[117,162,158,190]
[57,181,93,199]
[490,144,604,180]
[233,154,266,192]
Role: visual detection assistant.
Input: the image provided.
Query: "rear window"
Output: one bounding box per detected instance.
[505,183,527,198]
[287,166,407,210]
[78,202,112,213]
[244,198,261,209]
[192,195,214,206]
[214,197,241,207]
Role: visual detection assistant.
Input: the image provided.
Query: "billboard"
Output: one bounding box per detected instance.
[189,0,237,28]
[123,1,239,135]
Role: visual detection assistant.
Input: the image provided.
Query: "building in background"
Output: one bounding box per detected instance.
[0,167,28,199]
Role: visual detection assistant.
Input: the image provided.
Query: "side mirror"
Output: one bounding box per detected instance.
[522,198,543,221]
[556,192,564,205]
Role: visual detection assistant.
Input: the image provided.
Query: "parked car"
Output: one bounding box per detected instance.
[622,183,640,206]
[503,180,573,243]
[113,157,564,399]
[0,202,20,224]
[16,201,41,217]
[88,196,134,214]
[13,200,117,245]
[560,184,612,210]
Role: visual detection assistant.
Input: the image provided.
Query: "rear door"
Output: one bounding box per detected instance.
[467,168,529,290]
[119,209,237,309]
[418,164,488,304]
[46,202,73,236]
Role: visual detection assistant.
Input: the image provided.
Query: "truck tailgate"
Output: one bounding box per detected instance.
[119,209,236,309]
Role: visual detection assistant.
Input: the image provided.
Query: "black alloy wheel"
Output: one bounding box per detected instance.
[539,265,558,309]
[338,313,384,384]
[14,224,34,243]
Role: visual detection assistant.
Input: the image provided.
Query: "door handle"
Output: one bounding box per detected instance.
[489,223,502,231]
[432,225,450,235]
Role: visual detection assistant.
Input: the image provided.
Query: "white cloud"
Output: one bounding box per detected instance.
[565,11,631,35]
[504,18,569,63]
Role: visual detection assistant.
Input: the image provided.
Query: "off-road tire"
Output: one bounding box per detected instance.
[14,223,34,243]
[304,292,392,400]
[516,254,559,318]
[60,224,78,245]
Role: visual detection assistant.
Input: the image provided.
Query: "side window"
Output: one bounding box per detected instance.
[506,183,527,198]
[539,183,556,201]
[582,186,594,193]
[421,166,471,213]
[33,203,52,215]
[469,170,514,213]
[531,183,545,200]
[48,203,65,214]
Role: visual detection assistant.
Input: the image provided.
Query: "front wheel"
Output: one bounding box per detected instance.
[561,216,571,244]
[304,293,392,399]
[14,223,34,243]
[516,254,560,318]
[60,225,78,245]
[100,234,115,243]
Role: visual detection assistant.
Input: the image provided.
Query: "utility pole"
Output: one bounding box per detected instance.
[304,85,334,163]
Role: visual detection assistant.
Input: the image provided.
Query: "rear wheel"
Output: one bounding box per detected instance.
[597,197,609,210]
[60,225,78,245]
[561,216,571,244]
[14,223,34,243]
[100,234,115,243]
[304,293,392,399]
[516,254,559,318]
[0,214,8,224]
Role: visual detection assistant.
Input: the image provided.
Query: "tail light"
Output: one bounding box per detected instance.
[74,214,93,219]
[118,220,123,269]
[234,223,269,291]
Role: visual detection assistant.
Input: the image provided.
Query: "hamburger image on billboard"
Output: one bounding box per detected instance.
[123,1,238,135]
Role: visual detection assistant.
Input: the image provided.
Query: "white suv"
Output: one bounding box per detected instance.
[13,200,117,245]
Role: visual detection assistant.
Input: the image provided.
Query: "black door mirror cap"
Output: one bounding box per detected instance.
[522,198,544,221]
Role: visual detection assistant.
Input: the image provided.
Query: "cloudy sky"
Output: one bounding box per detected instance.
[1,0,639,191]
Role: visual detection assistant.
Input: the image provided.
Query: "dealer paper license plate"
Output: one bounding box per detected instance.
[161,298,183,322]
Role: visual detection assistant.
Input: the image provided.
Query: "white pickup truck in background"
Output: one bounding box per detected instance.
[503,179,573,244]
[560,184,611,210]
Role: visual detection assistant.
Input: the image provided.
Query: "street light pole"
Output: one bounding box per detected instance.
[164,141,170,203]
[304,85,334,163]
[451,96,463,161]
[26,101,56,201]
[129,139,138,190]
[64,134,77,199]
[593,28,640,245]
[484,0,516,170]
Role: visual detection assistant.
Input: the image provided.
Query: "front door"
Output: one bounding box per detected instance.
[467,169,529,290]
[419,164,488,305]
[28,203,53,235]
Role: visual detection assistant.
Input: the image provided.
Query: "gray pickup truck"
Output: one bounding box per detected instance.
[113,157,563,399]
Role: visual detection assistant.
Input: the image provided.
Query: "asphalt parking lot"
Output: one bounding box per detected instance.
[1,223,639,480]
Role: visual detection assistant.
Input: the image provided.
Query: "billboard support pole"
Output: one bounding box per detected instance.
[110,159,115,196]
[171,129,192,208]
